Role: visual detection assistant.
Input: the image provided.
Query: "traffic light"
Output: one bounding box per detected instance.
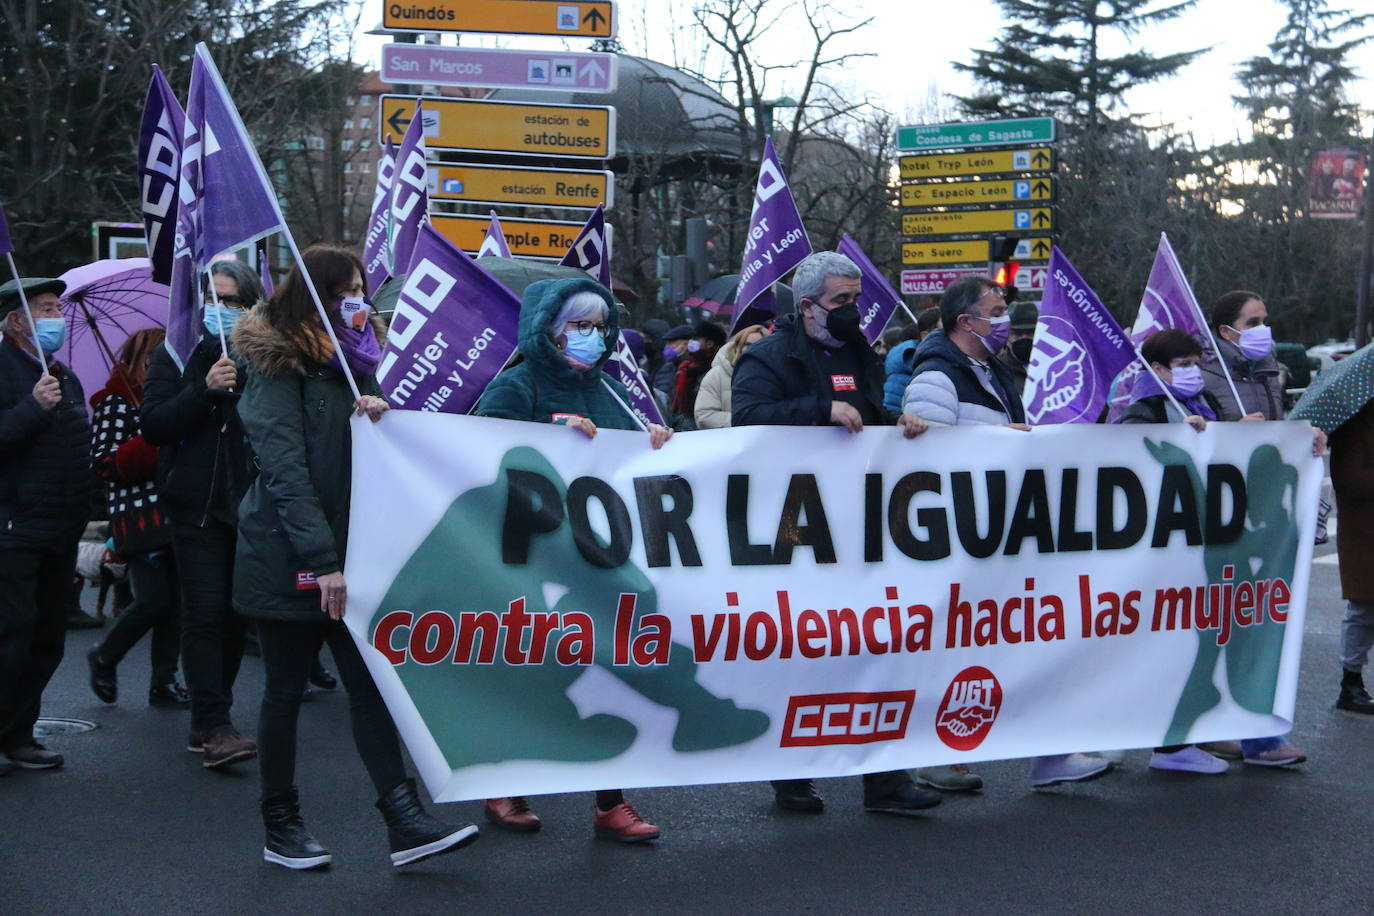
[994,261,1020,303]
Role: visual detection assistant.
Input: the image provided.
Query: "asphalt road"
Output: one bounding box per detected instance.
[4,541,1372,915]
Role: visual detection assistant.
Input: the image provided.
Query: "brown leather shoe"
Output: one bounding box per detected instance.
[484,797,541,832]
[593,802,660,843]
[203,731,258,769]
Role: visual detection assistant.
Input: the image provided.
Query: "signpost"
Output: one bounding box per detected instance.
[381,44,618,93]
[901,176,1054,208]
[429,163,613,209]
[902,207,1055,237]
[896,117,1055,152]
[898,263,1049,296]
[899,147,1054,180]
[383,0,615,38]
[379,95,615,158]
[902,238,1050,266]
[431,212,587,259]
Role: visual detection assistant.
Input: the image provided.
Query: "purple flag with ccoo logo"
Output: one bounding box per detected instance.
[478,210,513,259]
[731,137,811,333]
[390,103,430,277]
[558,203,611,286]
[363,138,398,294]
[836,234,901,345]
[138,66,185,286]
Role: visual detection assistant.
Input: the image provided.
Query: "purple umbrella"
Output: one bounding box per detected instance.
[56,258,168,406]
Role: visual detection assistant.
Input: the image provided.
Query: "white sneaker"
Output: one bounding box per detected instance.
[1029,753,1112,787]
[1149,746,1228,774]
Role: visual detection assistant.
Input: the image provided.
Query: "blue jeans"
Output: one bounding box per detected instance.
[1241,736,1284,755]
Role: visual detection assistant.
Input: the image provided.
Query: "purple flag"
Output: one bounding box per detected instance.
[836,234,901,345]
[478,211,513,259]
[258,250,274,297]
[377,222,519,414]
[187,45,284,258]
[604,334,666,427]
[390,103,430,276]
[0,201,12,254]
[731,137,812,333]
[363,138,397,294]
[559,203,611,286]
[1023,247,1135,424]
[138,66,185,286]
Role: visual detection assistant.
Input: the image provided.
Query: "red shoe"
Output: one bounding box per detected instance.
[593,802,660,843]
[484,797,541,832]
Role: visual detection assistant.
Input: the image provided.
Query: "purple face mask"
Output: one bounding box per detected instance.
[662,345,679,361]
[970,315,1011,355]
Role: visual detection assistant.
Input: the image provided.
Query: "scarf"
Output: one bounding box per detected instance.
[671,351,712,415]
[1132,370,1216,421]
[328,319,381,378]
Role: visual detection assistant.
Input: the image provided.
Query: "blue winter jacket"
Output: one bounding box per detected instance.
[883,340,918,413]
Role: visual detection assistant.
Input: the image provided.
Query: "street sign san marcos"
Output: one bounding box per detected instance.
[901,177,1055,208]
[429,162,613,209]
[430,212,588,258]
[381,44,617,93]
[896,117,1056,152]
[902,207,1054,237]
[899,147,1055,180]
[902,238,1051,266]
[379,95,615,159]
[383,0,615,37]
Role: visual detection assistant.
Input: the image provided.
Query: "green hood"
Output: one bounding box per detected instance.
[519,276,620,384]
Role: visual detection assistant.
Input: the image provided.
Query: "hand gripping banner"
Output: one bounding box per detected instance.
[345,416,1320,801]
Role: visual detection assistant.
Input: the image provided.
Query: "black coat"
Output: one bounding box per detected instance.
[0,340,92,553]
[140,335,254,528]
[731,313,891,427]
[1119,392,1223,425]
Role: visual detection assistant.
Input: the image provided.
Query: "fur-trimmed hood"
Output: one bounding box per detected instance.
[232,304,387,377]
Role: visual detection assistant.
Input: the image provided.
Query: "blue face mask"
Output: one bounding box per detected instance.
[36,317,66,355]
[202,305,243,337]
[564,332,606,366]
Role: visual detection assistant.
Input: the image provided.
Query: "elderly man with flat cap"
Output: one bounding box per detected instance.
[0,276,91,772]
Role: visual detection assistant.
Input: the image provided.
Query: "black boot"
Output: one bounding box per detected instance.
[1337,669,1374,714]
[771,778,824,813]
[308,652,337,691]
[87,646,117,704]
[375,778,478,868]
[262,788,331,870]
[862,770,943,815]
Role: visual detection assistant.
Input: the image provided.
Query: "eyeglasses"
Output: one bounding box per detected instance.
[565,320,609,338]
[205,295,247,308]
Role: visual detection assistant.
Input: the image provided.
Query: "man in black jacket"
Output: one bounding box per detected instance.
[0,276,91,771]
[731,250,936,816]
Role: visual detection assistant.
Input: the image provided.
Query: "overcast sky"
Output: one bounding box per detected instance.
[359,0,1372,145]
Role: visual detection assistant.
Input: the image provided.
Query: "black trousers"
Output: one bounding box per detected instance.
[96,551,180,686]
[256,617,407,803]
[172,522,247,735]
[0,546,76,751]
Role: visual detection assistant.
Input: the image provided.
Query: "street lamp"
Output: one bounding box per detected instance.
[757,95,798,139]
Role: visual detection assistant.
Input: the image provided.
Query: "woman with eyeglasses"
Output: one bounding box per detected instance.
[475,275,671,843]
[139,258,262,768]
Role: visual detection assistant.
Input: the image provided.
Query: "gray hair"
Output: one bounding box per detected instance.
[552,289,608,331]
[208,258,265,307]
[792,251,861,303]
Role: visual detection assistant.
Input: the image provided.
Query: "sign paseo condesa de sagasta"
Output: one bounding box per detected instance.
[344,415,1320,801]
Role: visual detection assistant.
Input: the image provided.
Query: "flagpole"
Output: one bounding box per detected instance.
[203,265,229,355]
[1162,235,1248,414]
[279,229,363,402]
[600,378,650,431]
[2,252,48,372]
[1130,349,1190,421]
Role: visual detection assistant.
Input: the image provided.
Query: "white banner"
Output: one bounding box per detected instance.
[345,415,1321,801]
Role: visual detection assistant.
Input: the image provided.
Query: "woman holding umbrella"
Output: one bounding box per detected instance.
[231,244,476,870]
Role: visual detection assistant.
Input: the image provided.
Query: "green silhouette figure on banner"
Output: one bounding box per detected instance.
[372,446,770,771]
[1147,441,1300,746]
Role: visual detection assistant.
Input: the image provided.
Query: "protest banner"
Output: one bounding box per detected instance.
[836,234,906,345]
[345,414,1320,801]
[376,222,519,414]
[1024,247,1135,424]
[730,137,811,332]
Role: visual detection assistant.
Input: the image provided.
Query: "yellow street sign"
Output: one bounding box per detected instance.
[901,177,1055,208]
[431,212,586,259]
[899,147,1054,180]
[430,163,613,209]
[380,95,615,159]
[902,207,1054,237]
[902,240,992,265]
[383,0,615,38]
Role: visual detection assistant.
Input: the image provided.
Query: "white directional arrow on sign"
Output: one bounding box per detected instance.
[579,60,608,86]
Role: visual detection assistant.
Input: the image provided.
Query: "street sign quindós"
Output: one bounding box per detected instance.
[430,212,589,258]
[902,208,1054,237]
[379,95,614,159]
[901,177,1055,208]
[381,44,618,93]
[429,162,613,209]
[384,0,615,38]
[900,148,1054,180]
[896,117,1056,152]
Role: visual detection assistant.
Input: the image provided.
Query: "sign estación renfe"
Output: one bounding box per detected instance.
[378,0,618,258]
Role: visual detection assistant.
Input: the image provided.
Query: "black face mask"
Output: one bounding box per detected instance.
[818,302,864,344]
[1010,337,1034,365]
